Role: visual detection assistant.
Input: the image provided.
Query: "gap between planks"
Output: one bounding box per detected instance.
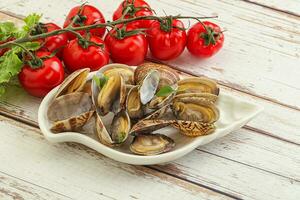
[0,115,238,200]
[239,0,300,17]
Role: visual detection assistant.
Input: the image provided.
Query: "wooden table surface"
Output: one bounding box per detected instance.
[0,0,299,199]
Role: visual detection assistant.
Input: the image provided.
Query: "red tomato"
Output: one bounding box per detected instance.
[63,35,109,72]
[113,0,153,28]
[19,51,65,98]
[187,21,224,58]
[39,23,68,58]
[147,19,187,60]
[63,5,106,39]
[105,26,148,65]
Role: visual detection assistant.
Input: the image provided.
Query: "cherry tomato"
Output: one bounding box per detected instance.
[105,25,148,65]
[147,19,186,60]
[39,23,68,58]
[113,0,153,29]
[63,35,109,72]
[187,21,224,58]
[19,51,65,98]
[63,5,106,39]
[0,37,15,57]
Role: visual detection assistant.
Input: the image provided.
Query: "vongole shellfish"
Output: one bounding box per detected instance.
[135,62,180,88]
[92,71,131,146]
[47,62,221,155]
[47,68,94,133]
[54,68,90,99]
[172,97,220,123]
[95,109,131,146]
[103,64,135,85]
[47,92,95,133]
[130,133,175,156]
[177,77,219,95]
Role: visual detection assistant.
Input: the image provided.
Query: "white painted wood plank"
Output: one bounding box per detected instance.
[154,147,300,200]
[244,0,300,15]
[0,172,70,200]
[0,115,231,200]
[1,115,300,200]
[1,0,300,109]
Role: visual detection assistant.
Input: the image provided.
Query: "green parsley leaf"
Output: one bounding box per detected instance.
[0,22,17,41]
[93,74,109,89]
[0,51,23,83]
[23,13,42,32]
[156,85,176,97]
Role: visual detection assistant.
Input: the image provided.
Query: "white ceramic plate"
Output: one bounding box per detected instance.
[38,64,263,165]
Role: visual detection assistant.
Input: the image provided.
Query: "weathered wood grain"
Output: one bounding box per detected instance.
[242,0,300,16]
[2,115,300,200]
[1,0,299,109]
[0,115,232,200]
[0,172,70,200]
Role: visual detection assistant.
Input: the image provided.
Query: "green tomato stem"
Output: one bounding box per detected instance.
[0,15,218,49]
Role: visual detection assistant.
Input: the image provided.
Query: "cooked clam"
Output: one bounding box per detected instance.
[135,62,179,89]
[130,134,175,155]
[103,64,135,85]
[54,68,90,99]
[147,84,178,110]
[173,92,218,104]
[47,92,94,133]
[177,77,219,95]
[130,119,173,135]
[96,110,131,146]
[96,74,126,115]
[139,70,160,105]
[126,86,144,119]
[172,98,219,123]
[110,110,131,144]
[171,120,216,137]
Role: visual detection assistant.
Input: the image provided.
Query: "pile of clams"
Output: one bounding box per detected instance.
[47,62,220,156]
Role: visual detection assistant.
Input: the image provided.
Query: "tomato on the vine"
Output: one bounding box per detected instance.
[19,51,65,98]
[38,23,68,58]
[63,5,106,39]
[187,21,224,58]
[113,0,153,29]
[105,25,148,65]
[147,19,186,60]
[63,35,109,72]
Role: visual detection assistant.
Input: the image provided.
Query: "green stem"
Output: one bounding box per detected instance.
[10,42,36,60]
[0,15,218,49]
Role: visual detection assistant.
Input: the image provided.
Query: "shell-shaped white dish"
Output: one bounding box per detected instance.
[38,64,263,165]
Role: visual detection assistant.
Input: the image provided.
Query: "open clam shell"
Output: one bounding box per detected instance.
[135,62,180,88]
[95,110,131,146]
[139,70,160,105]
[103,64,135,85]
[47,92,94,133]
[110,110,131,144]
[171,120,216,137]
[131,118,215,137]
[126,86,144,119]
[177,77,219,95]
[173,92,218,104]
[54,68,90,99]
[92,72,126,116]
[147,84,178,110]
[172,98,220,123]
[130,134,175,156]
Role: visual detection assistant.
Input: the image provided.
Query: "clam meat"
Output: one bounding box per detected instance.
[130,133,175,155]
